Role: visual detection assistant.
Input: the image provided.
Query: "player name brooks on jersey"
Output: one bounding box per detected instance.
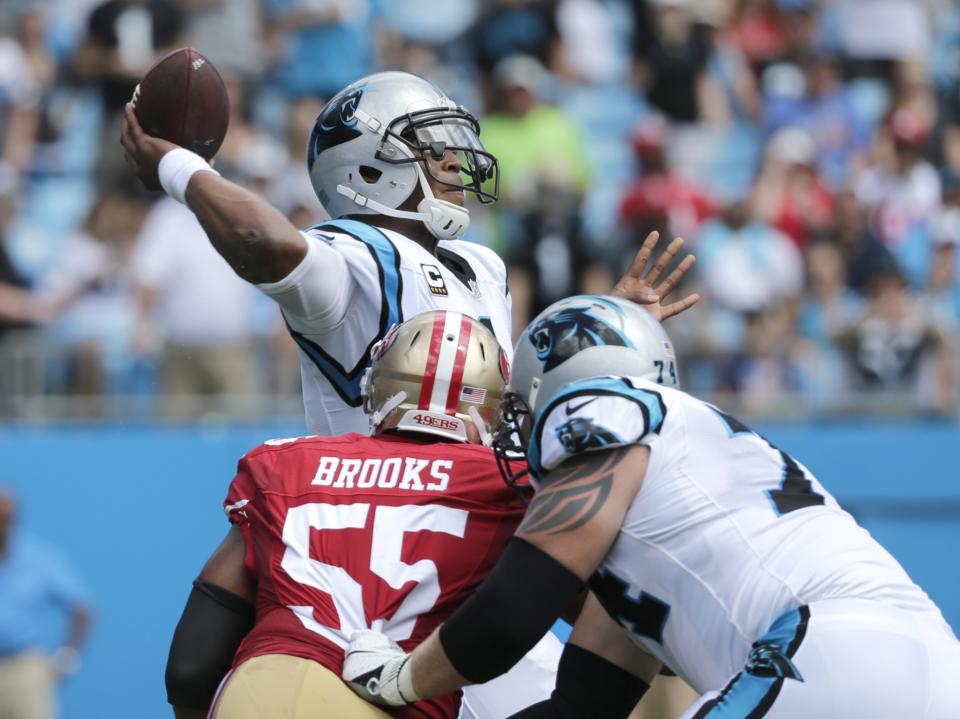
[311,455,453,492]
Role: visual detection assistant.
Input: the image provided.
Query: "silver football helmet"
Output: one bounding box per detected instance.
[361,310,510,444]
[493,296,678,491]
[506,293,678,428]
[307,71,499,241]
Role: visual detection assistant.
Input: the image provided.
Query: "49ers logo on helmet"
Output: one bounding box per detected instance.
[411,413,460,431]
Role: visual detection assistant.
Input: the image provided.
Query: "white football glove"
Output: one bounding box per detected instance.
[343,630,420,706]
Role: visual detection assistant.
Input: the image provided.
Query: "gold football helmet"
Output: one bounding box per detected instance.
[361,310,509,444]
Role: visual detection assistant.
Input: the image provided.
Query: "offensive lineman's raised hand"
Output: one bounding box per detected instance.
[612,231,700,321]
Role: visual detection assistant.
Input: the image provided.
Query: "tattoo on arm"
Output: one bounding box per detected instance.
[518,447,632,537]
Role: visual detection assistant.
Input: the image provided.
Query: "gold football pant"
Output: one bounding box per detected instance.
[211,654,392,719]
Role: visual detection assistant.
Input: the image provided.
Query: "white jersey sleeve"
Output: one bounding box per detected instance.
[255,231,353,333]
[528,375,667,480]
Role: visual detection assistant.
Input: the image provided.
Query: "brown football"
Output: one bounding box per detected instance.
[133,47,229,160]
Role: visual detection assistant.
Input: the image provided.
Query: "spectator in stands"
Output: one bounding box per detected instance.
[832,189,898,295]
[0,11,45,171]
[939,36,960,178]
[0,167,47,417]
[34,190,145,403]
[690,199,803,394]
[482,55,591,212]
[14,9,56,102]
[751,126,834,249]
[554,0,622,85]
[479,54,600,333]
[705,5,762,123]
[763,51,873,189]
[130,196,261,418]
[72,0,184,183]
[856,108,941,281]
[729,0,786,75]
[631,0,725,124]
[926,175,960,339]
[618,115,714,249]
[697,198,804,315]
[0,167,39,331]
[777,0,820,62]
[836,256,953,414]
[72,0,184,117]
[794,239,863,406]
[887,60,938,145]
[0,488,93,719]
[215,75,289,188]
[737,301,803,410]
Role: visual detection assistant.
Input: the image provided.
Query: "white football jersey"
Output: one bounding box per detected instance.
[530,376,947,694]
[260,219,512,436]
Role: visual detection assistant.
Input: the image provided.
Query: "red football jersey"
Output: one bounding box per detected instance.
[224,432,528,719]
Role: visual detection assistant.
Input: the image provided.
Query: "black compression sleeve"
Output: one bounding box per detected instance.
[165,580,255,709]
[506,644,650,719]
[439,537,584,684]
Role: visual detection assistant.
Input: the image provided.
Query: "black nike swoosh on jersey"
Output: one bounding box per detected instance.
[565,398,598,416]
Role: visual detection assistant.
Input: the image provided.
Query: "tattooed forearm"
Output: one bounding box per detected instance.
[518,447,630,536]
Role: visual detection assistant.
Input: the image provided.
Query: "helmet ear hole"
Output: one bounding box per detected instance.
[359,165,382,184]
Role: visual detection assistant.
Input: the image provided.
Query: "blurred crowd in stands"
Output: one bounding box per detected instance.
[1,0,960,420]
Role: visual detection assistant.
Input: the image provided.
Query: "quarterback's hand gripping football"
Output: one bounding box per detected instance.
[343,630,420,706]
[121,102,178,192]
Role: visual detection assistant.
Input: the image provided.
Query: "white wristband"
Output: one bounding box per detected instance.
[158,148,220,205]
[395,655,420,704]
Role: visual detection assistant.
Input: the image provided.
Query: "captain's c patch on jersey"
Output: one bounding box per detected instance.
[421,264,448,296]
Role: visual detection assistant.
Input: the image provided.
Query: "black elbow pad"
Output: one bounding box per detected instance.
[165,580,255,710]
[439,538,584,684]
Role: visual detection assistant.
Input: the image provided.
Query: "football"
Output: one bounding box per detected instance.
[132,47,229,160]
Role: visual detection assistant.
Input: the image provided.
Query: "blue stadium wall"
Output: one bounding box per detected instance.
[1,420,958,719]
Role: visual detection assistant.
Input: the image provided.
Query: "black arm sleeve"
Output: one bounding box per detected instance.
[506,644,650,719]
[438,537,584,684]
[165,580,255,710]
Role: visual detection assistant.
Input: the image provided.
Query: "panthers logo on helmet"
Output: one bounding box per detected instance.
[555,416,621,455]
[307,86,365,169]
[529,305,633,372]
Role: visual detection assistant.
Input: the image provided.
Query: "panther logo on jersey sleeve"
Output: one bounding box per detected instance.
[528,377,666,480]
[529,304,633,371]
[555,416,623,455]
